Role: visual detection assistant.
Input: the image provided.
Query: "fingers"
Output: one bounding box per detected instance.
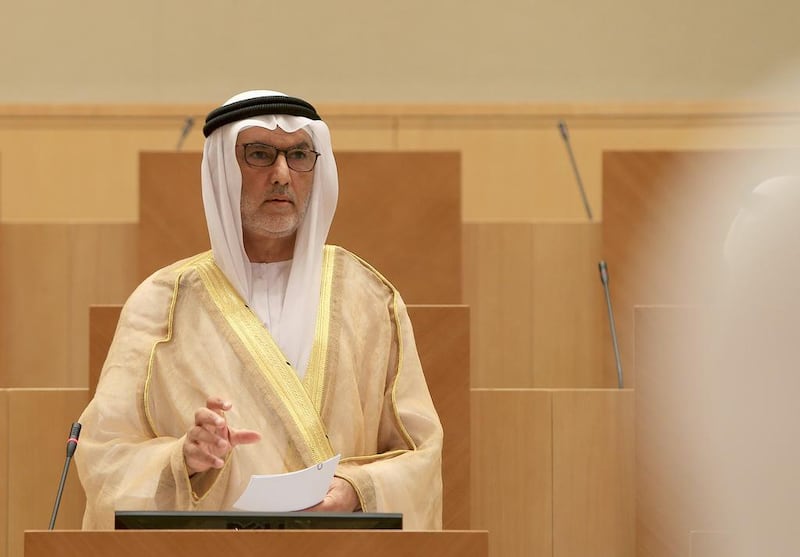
[304,477,359,512]
[205,396,232,413]
[184,399,260,476]
[194,407,226,430]
[228,428,262,447]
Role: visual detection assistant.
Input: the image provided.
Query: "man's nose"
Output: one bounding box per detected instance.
[269,153,291,184]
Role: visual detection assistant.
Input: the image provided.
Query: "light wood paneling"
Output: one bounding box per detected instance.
[88,305,123,401]
[552,389,635,557]
[0,224,137,388]
[138,152,462,304]
[463,223,533,387]
[407,305,470,530]
[137,152,208,281]
[0,126,176,222]
[332,152,461,304]
[398,119,597,221]
[471,388,634,557]
[471,389,552,557]
[603,149,800,386]
[464,222,607,389]
[6,105,800,224]
[0,225,72,386]
[69,225,138,384]
[25,530,489,557]
[0,390,8,557]
[325,116,398,151]
[7,388,88,557]
[532,224,607,387]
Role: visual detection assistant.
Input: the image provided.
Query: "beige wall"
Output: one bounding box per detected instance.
[3,0,800,103]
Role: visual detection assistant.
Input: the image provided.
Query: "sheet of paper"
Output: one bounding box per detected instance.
[232,454,341,512]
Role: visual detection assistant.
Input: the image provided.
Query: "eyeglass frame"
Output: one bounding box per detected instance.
[236,142,321,172]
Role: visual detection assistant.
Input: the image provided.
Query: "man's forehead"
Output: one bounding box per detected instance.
[237,126,312,145]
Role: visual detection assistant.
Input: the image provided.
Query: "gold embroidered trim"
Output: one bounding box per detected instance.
[340,449,410,464]
[192,253,334,464]
[144,253,213,436]
[302,245,335,411]
[339,248,417,451]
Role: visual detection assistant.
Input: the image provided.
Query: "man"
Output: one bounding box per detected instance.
[75,90,443,530]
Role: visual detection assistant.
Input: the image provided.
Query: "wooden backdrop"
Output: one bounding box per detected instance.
[8,102,798,557]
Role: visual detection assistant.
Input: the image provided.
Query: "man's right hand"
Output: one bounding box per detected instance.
[183,396,261,476]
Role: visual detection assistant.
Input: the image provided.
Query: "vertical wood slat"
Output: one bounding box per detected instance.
[6,389,88,557]
[552,389,635,557]
[471,388,634,557]
[0,390,8,557]
[464,222,609,389]
[463,223,534,387]
[0,224,137,388]
[407,305,470,530]
[0,226,72,386]
[532,224,606,387]
[471,389,553,557]
[88,305,123,401]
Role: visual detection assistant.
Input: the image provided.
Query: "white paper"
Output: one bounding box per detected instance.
[232,454,341,512]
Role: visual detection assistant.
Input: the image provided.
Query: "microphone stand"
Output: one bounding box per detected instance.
[49,422,82,530]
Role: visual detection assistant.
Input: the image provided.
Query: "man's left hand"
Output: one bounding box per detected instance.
[305,477,360,512]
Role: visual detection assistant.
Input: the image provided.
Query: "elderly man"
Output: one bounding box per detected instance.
[75,90,443,530]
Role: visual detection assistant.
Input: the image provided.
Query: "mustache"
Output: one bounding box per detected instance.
[264,184,295,202]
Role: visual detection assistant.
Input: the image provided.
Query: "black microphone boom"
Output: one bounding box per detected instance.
[176,116,195,151]
[599,261,624,388]
[557,119,594,221]
[49,422,82,530]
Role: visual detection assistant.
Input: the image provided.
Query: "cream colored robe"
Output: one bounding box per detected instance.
[76,246,443,530]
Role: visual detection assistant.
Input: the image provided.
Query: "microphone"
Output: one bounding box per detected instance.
[49,422,82,530]
[175,116,195,151]
[598,261,624,388]
[557,119,594,221]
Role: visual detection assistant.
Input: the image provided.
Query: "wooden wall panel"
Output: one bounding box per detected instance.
[325,116,397,151]
[463,223,533,388]
[471,389,552,557]
[407,305,470,530]
[602,149,800,386]
[552,389,635,557]
[138,152,462,304]
[532,223,607,387]
[137,152,208,281]
[69,225,139,384]
[0,125,177,222]
[7,388,88,557]
[0,225,72,387]
[464,222,607,389]
[88,305,123,401]
[25,529,489,557]
[398,119,596,222]
[88,304,470,529]
[0,390,8,557]
[0,224,137,388]
[332,152,461,304]
[471,388,635,557]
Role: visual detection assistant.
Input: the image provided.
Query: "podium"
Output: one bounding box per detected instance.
[25,530,488,557]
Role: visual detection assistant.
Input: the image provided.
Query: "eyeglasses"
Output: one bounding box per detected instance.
[238,143,321,172]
